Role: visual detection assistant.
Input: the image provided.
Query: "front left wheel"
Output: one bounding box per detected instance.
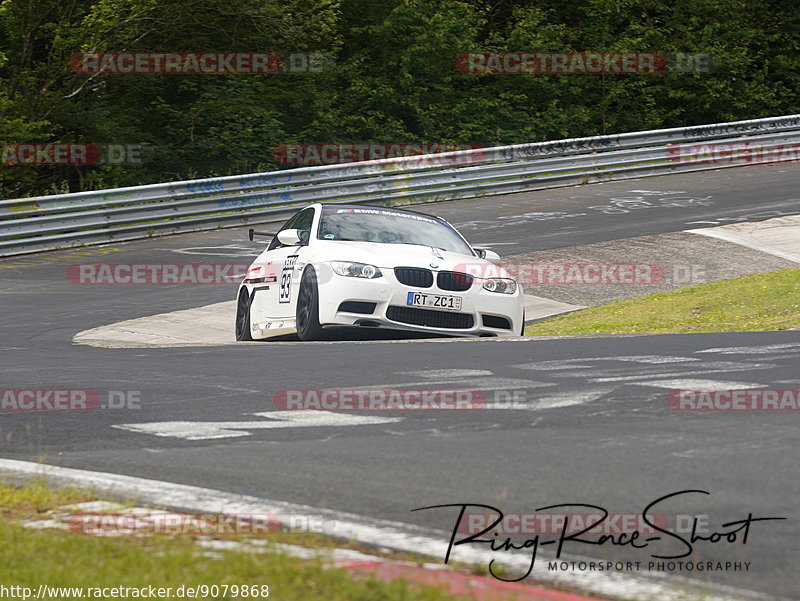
[235,288,254,341]
[296,266,324,341]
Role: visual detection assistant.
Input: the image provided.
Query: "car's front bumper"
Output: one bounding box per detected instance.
[316,264,524,337]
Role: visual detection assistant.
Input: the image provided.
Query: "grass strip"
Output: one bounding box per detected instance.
[525,267,800,335]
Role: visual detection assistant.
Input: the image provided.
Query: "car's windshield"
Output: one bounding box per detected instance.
[317,207,474,255]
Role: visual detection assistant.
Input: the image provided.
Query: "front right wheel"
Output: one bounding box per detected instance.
[296,266,324,341]
[235,288,254,341]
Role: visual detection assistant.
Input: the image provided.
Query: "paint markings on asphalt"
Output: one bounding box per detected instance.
[502,388,613,411]
[353,377,557,391]
[610,355,700,364]
[635,379,767,390]
[396,369,494,378]
[112,410,402,441]
[512,359,600,370]
[588,362,774,383]
[513,355,699,371]
[696,343,800,355]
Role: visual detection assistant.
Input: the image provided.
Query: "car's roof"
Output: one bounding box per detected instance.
[319,203,444,220]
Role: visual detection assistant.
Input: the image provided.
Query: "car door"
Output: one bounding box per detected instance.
[260,207,316,320]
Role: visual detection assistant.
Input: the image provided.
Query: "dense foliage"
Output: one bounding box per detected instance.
[1,0,798,197]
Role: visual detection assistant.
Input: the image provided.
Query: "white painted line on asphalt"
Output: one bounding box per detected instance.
[513,359,597,370]
[696,342,800,355]
[112,410,402,441]
[168,245,255,257]
[513,355,700,370]
[396,369,494,378]
[392,368,611,411]
[507,388,612,410]
[592,371,769,384]
[589,362,774,383]
[636,379,767,390]
[610,355,700,364]
[351,377,557,391]
[0,459,772,601]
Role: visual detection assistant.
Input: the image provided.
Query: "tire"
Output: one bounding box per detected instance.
[519,310,526,336]
[296,266,324,341]
[235,288,254,341]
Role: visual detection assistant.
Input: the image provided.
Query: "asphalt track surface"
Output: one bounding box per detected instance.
[1,164,799,599]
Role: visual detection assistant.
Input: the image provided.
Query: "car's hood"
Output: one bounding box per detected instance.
[313,241,512,280]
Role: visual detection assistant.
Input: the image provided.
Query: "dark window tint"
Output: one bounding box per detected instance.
[269,208,315,250]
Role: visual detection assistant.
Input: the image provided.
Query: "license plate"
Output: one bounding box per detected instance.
[406,291,462,311]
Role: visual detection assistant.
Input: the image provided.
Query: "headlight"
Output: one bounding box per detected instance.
[482,278,517,294]
[331,261,382,278]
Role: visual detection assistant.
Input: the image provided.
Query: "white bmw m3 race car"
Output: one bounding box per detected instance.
[235,203,524,341]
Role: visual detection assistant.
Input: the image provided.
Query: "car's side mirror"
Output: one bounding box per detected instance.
[277,228,303,246]
[474,247,502,264]
[248,228,276,241]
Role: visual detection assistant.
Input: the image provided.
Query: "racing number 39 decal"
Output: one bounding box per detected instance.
[279,256,298,303]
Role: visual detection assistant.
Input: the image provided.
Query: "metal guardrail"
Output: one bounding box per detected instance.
[2,114,800,256]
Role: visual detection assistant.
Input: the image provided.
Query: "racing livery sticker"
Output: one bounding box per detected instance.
[279,256,298,303]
